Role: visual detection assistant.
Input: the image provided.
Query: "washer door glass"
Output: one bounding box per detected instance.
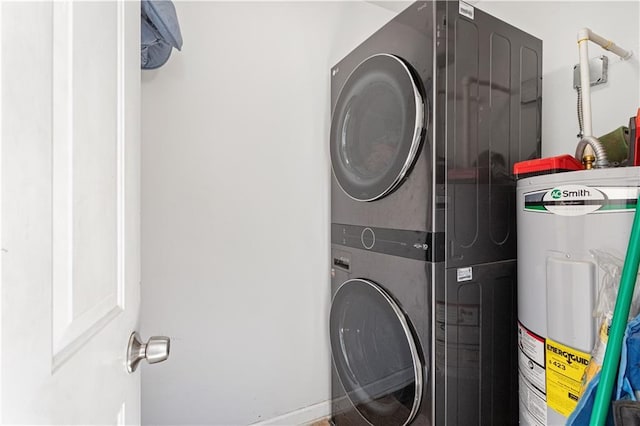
[330,279,422,426]
[330,54,425,202]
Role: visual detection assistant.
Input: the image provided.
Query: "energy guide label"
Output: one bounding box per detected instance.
[545,338,590,417]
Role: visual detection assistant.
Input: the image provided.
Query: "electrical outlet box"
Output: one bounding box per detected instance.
[573,55,608,89]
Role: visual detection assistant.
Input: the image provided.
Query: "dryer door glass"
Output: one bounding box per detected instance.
[330,278,422,426]
[330,54,425,202]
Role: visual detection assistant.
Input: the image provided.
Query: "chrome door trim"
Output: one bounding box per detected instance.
[331,278,423,425]
[330,53,426,202]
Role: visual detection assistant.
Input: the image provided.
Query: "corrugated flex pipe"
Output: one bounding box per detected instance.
[575,135,610,168]
[590,195,640,426]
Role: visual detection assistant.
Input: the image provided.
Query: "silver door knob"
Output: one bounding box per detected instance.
[127,332,170,373]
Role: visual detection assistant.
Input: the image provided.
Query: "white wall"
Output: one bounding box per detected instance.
[140,2,395,425]
[475,1,640,157]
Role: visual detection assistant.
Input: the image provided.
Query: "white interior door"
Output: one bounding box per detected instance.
[1,1,142,423]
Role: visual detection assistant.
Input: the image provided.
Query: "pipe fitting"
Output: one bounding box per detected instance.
[577,28,590,45]
[575,135,609,168]
[578,28,633,60]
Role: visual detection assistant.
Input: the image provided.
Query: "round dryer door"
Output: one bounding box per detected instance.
[330,279,422,426]
[330,54,426,202]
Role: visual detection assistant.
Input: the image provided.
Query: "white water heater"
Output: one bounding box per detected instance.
[517,167,640,425]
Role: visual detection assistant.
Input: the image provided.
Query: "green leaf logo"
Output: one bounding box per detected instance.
[551,189,562,199]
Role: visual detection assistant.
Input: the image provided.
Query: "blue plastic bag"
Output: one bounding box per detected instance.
[567,315,640,425]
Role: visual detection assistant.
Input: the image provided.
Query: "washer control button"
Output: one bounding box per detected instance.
[361,227,376,250]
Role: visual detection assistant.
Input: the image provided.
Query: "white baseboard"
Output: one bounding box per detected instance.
[249,400,331,426]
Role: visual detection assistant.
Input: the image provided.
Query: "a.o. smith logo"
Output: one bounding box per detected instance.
[540,185,604,216]
[550,187,592,199]
[525,186,638,216]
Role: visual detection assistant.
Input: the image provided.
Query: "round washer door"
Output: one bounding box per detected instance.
[330,279,423,426]
[330,54,426,202]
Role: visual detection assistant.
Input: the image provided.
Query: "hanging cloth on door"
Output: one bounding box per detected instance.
[141,0,183,70]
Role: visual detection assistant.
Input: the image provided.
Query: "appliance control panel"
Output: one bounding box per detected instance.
[331,223,444,262]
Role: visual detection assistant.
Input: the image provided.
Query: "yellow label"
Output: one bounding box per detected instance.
[545,338,591,417]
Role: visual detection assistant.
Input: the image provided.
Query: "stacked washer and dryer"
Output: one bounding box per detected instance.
[328,2,542,425]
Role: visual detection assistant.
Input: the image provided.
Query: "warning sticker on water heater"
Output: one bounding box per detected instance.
[518,322,545,366]
[519,349,545,392]
[545,338,591,417]
[518,323,547,424]
[519,373,546,426]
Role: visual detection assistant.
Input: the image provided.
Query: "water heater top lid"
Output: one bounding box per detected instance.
[514,155,584,180]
